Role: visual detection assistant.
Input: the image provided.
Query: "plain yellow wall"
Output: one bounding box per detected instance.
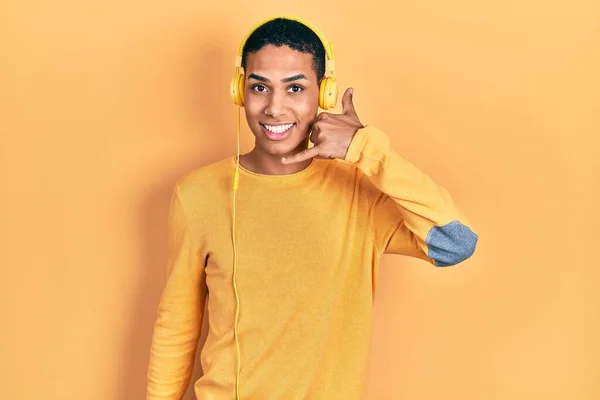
[1,0,598,399]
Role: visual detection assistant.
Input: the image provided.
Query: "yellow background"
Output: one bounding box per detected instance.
[1,0,598,399]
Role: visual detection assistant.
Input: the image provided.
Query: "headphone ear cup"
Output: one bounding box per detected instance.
[319,77,338,110]
[230,74,245,106]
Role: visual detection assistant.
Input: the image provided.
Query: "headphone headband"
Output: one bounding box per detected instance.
[234,15,335,78]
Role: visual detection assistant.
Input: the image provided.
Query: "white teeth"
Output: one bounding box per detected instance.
[264,123,294,134]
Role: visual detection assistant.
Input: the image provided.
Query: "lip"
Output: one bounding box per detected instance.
[260,123,296,141]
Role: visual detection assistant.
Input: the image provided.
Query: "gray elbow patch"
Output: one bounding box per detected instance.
[426,220,478,267]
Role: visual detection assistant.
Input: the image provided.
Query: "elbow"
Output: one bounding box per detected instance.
[444,234,478,266]
[425,220,479,267]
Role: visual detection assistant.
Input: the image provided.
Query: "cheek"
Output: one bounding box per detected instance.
[296,97,319,122]
[243,98,264,121]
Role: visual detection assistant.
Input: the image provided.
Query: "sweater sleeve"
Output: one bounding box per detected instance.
[344,125,478,266]
[146,185,208,399]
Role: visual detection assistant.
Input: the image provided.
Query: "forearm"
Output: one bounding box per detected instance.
[345,125,478,265]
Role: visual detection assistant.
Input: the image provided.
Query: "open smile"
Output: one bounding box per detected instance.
[260,123,296,141]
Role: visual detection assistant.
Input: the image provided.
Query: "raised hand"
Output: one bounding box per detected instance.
[282,88,364,164]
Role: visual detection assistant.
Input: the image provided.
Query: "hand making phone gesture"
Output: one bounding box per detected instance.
[282,88,364,163]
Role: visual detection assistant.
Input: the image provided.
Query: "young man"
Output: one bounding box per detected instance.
[146,16,478,400]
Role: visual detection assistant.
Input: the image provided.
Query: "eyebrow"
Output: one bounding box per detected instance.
[247,73,308,83]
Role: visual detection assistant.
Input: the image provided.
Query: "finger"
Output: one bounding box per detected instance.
[341,87,356,116]
[281,146,321,164]
[310,125,320,143]
[316,111,333,121]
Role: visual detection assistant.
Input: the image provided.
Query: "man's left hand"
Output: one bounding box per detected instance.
[282,87,364,164]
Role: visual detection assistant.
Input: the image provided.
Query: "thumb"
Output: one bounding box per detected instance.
[342,87,356,115]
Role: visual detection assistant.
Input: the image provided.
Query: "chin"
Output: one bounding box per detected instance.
[261,141,304,157]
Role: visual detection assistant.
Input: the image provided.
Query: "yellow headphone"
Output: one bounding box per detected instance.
[229,16,337,399]
[229,15,339,111]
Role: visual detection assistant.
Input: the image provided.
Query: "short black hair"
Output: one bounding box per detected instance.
[241,18,326,82]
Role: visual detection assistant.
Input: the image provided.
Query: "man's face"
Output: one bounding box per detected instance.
[243,44,320,157]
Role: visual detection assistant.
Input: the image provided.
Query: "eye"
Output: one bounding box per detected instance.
[251,84,268,92]
[288,85,304,93]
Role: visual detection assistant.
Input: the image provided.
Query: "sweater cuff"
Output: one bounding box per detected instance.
[343,125,389,165]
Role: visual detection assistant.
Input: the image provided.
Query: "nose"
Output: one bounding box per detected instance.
[264,91,287,118]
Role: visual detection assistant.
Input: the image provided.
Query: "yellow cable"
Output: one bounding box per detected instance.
[232,105,241,399]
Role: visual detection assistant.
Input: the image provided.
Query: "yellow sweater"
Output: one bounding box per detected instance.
[146,125,478,399]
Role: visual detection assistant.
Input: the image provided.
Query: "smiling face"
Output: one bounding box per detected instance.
[243,44,320,162]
